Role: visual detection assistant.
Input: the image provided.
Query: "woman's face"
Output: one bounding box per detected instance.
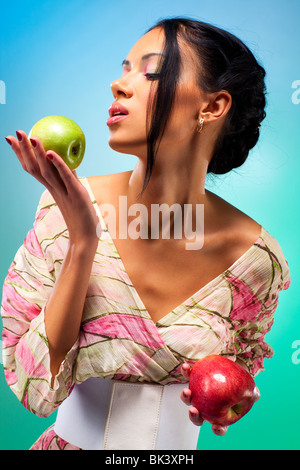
[108,27,204,158]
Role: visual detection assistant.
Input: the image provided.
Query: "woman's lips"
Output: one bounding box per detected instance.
[106,114,129,126]
[107,103,129,126]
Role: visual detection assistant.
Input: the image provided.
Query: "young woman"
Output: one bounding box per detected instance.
[2,17,291,450]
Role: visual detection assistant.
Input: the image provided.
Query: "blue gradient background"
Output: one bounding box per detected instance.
[0,0,299,450]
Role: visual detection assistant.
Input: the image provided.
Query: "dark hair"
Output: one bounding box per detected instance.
[139,17,266,197]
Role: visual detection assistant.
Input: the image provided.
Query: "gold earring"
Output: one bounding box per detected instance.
[197,118,204,133]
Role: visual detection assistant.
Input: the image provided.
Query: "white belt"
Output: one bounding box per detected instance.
[54,377,200,450]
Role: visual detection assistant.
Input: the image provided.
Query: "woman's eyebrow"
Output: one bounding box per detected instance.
[121,52,165,68]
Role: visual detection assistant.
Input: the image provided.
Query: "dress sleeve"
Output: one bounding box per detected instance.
[1,190,80,417]
[229,236,291,377]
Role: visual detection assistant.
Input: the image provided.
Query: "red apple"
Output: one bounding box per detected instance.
[189,355,258,426]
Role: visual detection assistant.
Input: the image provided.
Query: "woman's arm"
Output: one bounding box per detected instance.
[3,130,100,415]
[5,131,101,385]
[45,239,98,387]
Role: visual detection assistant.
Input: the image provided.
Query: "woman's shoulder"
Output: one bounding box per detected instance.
[206,189,291,290]
[205,189,262,251]
[85,171,132,204]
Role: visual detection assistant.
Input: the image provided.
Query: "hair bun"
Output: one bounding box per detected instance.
[207,48,267,175]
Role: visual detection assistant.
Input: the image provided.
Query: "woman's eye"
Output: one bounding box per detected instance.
[144,60,162,81]
[144,73,160,81]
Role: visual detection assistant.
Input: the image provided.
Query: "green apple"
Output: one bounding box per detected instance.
[28,115,86,170]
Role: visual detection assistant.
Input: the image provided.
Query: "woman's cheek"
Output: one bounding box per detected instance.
[107,111,148,153]
[162,88,200,142]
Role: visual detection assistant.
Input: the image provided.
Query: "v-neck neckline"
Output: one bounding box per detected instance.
[83,176,265,326]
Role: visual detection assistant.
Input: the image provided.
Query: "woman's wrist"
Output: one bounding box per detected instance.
[68,236,99,258]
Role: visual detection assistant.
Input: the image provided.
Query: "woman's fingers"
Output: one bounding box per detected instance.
[29,137,65,192]
[6,131,47,185]
[181,388,204,426]
[6,131,100,246]
[6,131,78,196]
[180,362,228,435]
[45,150,80,196]
[181,362,191,379]
[188,406,205,426]
[181,387,228,433]
[15,130,41,175]
[181,387,192,405]
[180,363,204,427]
[30,137,80,195]
[211,424,228,436]
[6,134,30,172]
[253,386,260,402]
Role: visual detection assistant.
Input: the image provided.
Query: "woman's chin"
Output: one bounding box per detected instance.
[108,139,145,158]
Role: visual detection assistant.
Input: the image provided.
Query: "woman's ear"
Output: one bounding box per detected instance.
[199,90,232,124]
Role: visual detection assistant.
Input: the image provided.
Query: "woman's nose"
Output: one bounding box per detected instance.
[110,76,134,99]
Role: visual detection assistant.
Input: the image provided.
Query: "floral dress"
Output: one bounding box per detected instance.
[1,177,291,450]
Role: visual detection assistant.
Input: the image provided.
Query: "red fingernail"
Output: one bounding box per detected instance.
[30,138,37,148]
[16,131,22,142]
[5,137,12,146]
[47,152,54,160]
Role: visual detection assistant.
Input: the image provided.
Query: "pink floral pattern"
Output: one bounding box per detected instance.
[1,177,291,450]
[30,425,81,450]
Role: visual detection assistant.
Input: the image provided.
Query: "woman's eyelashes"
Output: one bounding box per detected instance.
[144,73,160,81]
[144,61,161,80]
[121,69,160,81]
[120,62,161,81]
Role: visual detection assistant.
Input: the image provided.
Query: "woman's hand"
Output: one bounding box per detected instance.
[180,362,260,436]
[5,131,99,248]
[180,363,228,436]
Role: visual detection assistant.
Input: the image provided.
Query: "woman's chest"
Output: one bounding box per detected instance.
[110,235,239,324]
